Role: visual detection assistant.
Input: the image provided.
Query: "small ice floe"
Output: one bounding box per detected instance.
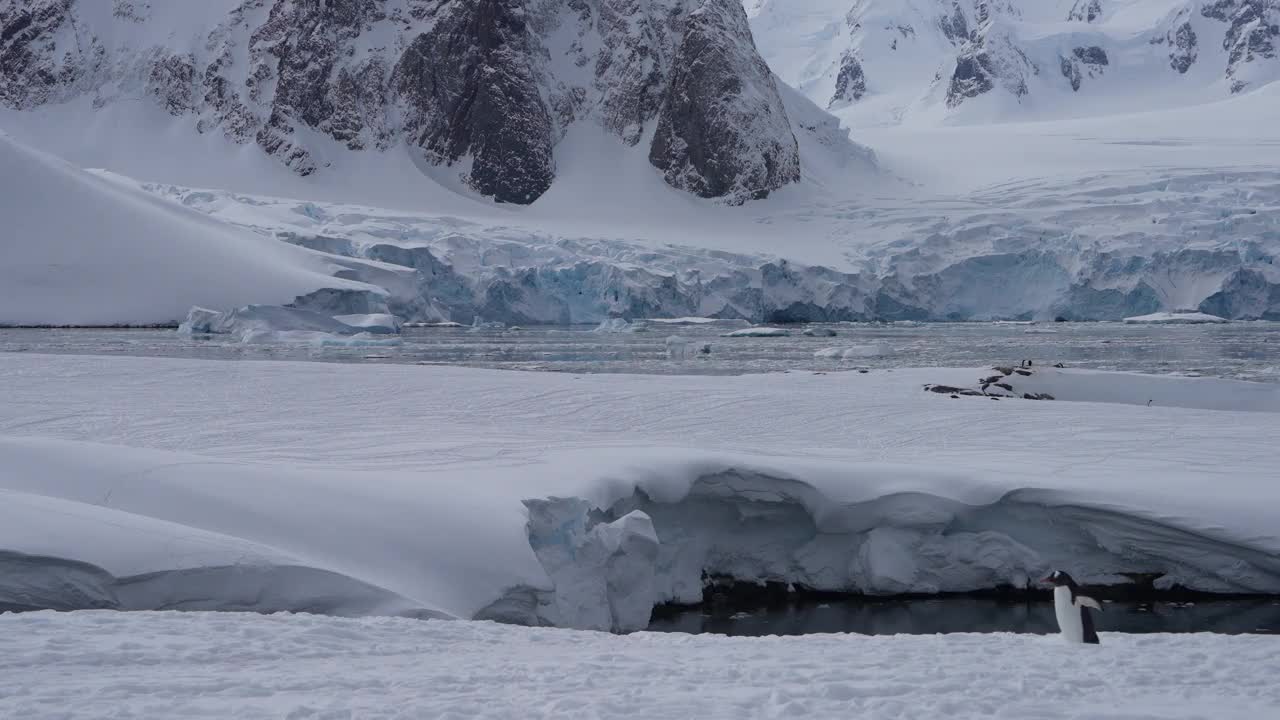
[593,318,647,333]
[646,317,748,327]
[468,318,506,332]
[1023,328,1058,334]
[665,336,710,360]
[814,343,892,360]
[1123,312,1229,325]
[802,327,838,337]
[724,327,790,338]
[402,321,464,328]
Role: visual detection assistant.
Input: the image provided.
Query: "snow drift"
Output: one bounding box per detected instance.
[0,133,366,326]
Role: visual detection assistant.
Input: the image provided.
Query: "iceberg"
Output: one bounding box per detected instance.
[1124,312,1230,325]
[724,327,791,337]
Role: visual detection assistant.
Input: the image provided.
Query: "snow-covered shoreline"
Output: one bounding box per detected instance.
[2,354,1278,631]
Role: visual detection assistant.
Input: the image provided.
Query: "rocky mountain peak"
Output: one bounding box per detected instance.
[0,0,822,205]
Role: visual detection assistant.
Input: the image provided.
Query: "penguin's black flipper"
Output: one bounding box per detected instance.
[1081,607,1100,644]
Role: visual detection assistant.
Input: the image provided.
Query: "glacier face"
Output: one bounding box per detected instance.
[138,168,1280,323]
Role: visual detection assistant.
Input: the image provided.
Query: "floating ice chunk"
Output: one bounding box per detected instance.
[665,335,709,360]
[802,327,838,337]
[1124,312,1229,324]
[239,331,403,347]
[593,318,647,333]
[179,304,360,339]
[815,343,892,360]
[334,313,402,335]
[646,317,749,327]
[724,327,791,337]
[402,321,464,328]
[468,318,506,332]
[1023,328,1058,334]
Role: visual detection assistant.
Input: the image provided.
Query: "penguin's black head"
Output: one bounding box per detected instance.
[1041,570,1077,588]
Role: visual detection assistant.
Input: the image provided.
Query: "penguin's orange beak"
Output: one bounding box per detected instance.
[1039,576,1052,584]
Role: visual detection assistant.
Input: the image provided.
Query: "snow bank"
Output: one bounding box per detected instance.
[0,133,365,326]
[1125,312,1230,325]
[724,327,791,337]
[6,612,1278,720]
[2,356,1279,632]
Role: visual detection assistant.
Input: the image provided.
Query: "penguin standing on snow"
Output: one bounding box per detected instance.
[1042,571,1103,644]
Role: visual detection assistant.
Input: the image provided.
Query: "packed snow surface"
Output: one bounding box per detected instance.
[2,354,1279,631]
[2,611,1278,720]
[0,133,365,326]
[1125,312,1231,324]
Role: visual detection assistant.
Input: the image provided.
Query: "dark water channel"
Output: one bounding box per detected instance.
[647,597,1280,636]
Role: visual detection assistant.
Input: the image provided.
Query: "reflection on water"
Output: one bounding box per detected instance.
[1,321,1279,380]
[648,598,1280,636]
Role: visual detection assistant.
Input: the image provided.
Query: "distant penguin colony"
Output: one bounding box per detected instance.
[1042,571,1102,644]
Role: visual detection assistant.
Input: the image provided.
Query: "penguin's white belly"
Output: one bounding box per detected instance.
[1053,586,1085,643]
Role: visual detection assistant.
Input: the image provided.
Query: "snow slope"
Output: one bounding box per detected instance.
[0,132,369,326]
[2,354,1278,631]
[3,611,1278,720]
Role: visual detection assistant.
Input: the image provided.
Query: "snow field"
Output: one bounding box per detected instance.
[1,610,1277,720]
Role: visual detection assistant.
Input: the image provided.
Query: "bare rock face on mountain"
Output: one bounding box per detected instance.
[1067,0,1103,23]
[394,0,554,204]
[830,51,867,106]
[0,0,72,110]
[0,0,821,205]
[946,31,1033,107]
[1202,0,1280,92]
[649,0,800,204]
[1061,45,1109,91]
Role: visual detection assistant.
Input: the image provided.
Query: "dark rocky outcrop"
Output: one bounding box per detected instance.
[1061,46,1109,91]
[649,0,800,203]
[1165,20,1200,74]
[395,0,555,204]
[0,0,74,109]
[830,51,867,105]
[1068,0,1103,23]
[1202,0,1280,92]
[945,22,1034,109]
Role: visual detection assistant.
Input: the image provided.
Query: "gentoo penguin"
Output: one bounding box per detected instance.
[1042,571,1102,644]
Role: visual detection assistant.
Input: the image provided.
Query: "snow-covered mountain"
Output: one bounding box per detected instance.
[749,0,1280,125]
[1,0,1279,324]
[0,0,858,205]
